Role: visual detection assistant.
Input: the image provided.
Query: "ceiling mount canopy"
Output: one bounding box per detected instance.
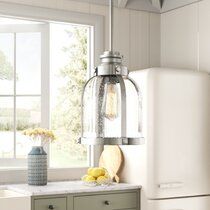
[118,0,128,8]
[78,0,144,145]
[149,0,163,10]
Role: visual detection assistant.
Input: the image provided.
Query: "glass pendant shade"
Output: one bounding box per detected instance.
[80,69,142,145]
[78,1,143,145]
[79,0,142,145]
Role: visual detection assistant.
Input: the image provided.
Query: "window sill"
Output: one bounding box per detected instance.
[0,167,88,184]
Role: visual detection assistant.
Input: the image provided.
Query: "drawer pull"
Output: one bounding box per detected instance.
[104,200,110,205]
[48,205,55,209]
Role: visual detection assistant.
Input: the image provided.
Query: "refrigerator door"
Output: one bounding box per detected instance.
[126,68,210,199]
[147,196,210,210]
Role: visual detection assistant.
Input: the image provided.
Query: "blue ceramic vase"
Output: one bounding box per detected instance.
[28,146,47,186]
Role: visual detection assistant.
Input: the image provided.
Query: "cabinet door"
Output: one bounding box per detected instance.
[74,192,137,210]
[34,197,67,210]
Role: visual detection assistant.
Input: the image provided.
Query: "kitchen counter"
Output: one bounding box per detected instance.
[3,181,141,196]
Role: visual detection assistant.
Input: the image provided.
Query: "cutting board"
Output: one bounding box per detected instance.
[99,146,123,183]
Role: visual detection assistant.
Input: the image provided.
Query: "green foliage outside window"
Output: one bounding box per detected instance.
[0,50,13,80]
[50,26,88,166]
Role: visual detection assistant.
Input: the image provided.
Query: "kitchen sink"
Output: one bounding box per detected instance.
[0,189,25,198]
[0,189,30,210]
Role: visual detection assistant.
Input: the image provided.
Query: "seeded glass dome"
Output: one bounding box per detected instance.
[79,51,142,145]
[78,0,143,145]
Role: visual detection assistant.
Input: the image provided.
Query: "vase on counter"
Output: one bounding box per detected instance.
[28,146,47,186]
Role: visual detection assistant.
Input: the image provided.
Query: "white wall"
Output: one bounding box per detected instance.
[161,0,199,12]
[0,0,160,71]
[161,0,210,73]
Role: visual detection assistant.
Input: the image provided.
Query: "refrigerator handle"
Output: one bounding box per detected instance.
[158,182,183,189]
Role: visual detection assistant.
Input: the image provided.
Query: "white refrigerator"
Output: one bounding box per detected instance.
[119,68,210,210]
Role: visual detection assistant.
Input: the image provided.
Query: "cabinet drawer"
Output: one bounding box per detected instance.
[74,192,137,210]
[34,197,67,210]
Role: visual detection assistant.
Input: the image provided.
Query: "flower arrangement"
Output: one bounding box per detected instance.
[23,127,56,146]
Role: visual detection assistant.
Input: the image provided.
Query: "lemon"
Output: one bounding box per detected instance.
[85,175,96,182]
[99,167,106,176]
[90,168,106,178]
[87,167,94,176]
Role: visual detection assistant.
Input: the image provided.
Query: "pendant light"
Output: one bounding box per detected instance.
[78,0,143,145]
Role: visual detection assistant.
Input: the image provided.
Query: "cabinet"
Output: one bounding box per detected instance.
[74,192,137,210]
[34,197,67,210]
[32,190,140,210]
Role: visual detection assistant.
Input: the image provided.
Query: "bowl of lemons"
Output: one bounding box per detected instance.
[82,167,112,186]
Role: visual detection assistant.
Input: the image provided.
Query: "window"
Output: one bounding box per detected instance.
[0,20,46,167]
[50,23,89,168]
[0,17,91,168]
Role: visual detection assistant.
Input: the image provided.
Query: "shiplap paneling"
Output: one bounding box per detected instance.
[130,10,150,71]
[113,7,130,67]
[149,12,160,67]
[161,3,198,70]
[0,0,160,70]
[198,0,210,72]
[160,0,210,73]
[90,3,109,50]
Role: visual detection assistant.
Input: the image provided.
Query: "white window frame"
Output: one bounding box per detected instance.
[0,23,49,167]
[0,2,104,183]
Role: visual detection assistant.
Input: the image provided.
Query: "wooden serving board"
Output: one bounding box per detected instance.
[99,146,123,183]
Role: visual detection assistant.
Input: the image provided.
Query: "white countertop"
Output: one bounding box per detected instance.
[3,181,141,196]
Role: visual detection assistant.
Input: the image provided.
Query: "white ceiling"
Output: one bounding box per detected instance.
[69,0,199,13]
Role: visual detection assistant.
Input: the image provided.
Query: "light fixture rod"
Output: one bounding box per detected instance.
[109,0,113,52]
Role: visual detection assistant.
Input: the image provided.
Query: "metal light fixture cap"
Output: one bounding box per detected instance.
[100,51,122,63]
[96,51,129,76]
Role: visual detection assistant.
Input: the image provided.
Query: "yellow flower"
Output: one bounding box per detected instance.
[22,127,56,142]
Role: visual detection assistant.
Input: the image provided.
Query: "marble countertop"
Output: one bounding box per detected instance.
[3,181,141,196]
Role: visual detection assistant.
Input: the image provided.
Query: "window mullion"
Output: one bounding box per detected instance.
[40,24,50,166]
[41,24,50,129]
[13,32,17,159]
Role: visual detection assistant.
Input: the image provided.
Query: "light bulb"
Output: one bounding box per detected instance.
[102,82,119,121]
